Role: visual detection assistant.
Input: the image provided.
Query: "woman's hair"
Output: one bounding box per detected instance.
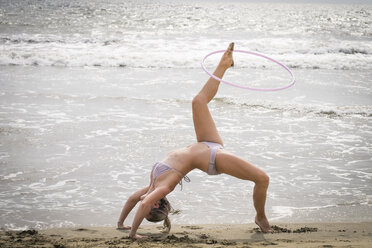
[145,197,172,233]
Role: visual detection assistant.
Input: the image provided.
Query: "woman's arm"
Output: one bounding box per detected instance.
[117,185,150,229]
[129,186,170,239]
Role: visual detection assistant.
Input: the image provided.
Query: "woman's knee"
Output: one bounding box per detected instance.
[192,94,207,107]
[255,171,270,187]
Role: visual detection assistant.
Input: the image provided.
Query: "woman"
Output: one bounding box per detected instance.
[117,43,272,239]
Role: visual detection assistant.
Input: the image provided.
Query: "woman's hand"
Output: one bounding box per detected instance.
[130,233,149,240]
[219,42,234,70]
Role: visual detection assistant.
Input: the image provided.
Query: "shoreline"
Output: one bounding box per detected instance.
[1,222,371,248]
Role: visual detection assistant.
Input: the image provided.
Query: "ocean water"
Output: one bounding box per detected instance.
[0,0,371,230]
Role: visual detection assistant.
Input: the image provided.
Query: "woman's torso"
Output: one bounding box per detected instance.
[150,142,216,191]
[162,142,212,173]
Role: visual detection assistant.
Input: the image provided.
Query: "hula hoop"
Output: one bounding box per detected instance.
[201,50,296,92]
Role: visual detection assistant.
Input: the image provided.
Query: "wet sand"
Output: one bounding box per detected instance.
[1,222,371,248]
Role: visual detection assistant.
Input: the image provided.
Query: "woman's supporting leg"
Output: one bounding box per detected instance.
[216,151,272,233]
[192,42,234,145]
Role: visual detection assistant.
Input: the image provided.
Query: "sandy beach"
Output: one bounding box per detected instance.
[1,222,371,248]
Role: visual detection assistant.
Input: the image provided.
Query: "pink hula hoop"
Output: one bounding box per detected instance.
[201,50,296,92]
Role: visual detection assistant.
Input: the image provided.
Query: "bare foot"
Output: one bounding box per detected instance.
[255,216,273,233]
[219,42,235,69]
[130,234,149,240]
[117,222,131,230]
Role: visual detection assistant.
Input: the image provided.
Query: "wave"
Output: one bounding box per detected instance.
[1,50,370,70]
[338,48,369,55]
[0,34,371,70]
[7,90,370,118]
[0,37,121,45]
[214,97,372,118]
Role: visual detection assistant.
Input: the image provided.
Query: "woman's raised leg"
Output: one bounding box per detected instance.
[192,42,234,145]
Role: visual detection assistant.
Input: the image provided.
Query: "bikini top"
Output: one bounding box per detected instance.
[152,162,190,190]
